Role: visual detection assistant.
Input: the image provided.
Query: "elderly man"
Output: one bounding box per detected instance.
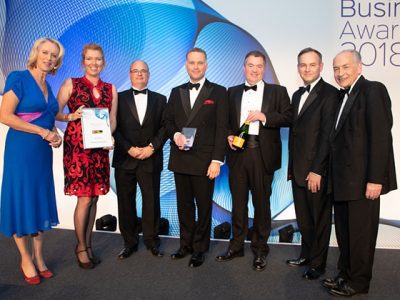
[323,50,397,297]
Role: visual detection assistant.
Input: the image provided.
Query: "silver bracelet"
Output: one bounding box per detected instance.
[42,129,51,139]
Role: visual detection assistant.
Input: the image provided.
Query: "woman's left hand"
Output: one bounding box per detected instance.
[49,131,62,148]
[103,136,114,150]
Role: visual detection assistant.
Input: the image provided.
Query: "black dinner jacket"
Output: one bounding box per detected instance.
[112,88,167,173]
[165,79,228,176]
[226,81,292,174]
[330,76,397,201]
[288,79,339,187]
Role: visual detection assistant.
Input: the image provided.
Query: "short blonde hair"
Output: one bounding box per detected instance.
[27,37,64,75]
[81,43,106,69]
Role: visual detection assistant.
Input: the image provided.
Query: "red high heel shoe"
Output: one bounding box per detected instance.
[37,269,54,278]
[32,258,54,278]
[20,266,40,285]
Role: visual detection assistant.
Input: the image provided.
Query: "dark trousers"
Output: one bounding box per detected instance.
[292,179,332,269]
[174,172,214,253]
[333,198,380,292]
[115,167,161,249]
[228,147,272,256]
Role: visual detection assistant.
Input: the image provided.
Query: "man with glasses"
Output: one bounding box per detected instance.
[113,60,167,260]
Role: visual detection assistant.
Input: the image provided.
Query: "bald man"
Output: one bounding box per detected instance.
[113,60,167,260]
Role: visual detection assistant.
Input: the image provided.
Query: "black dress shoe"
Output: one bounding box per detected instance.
[328,282,367,297]
[322,276,346,289]
[188,252,205,268]
[253,255,267,271]
[216,249,244,262]
[303,268,325,280]
[149,247,163,257]
[286,257,309,267]
[117,246,138,260]
[171,247,193,260]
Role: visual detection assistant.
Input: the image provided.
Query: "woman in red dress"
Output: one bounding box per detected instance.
[56,44,117,269]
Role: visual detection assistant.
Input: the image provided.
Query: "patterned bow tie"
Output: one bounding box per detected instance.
[299,85,310,95]
[188,82,200,90]
[244,85,257,92]
[339,87,350,99]
[133,88,147,95]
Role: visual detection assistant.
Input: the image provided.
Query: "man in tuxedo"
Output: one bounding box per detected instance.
[113,60,167,260]
[216,50,292,271]
[323,50,397,297]
[286,48,339,279]
[165,48,228,268]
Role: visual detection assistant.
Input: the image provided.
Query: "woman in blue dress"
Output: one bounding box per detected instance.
[0,37,64,285]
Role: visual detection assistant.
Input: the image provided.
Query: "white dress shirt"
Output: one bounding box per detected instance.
[298,77,321,113]
[240,80,264,135]
[132,85,148,125]
[335,75,361,129]
[189,77,206,108]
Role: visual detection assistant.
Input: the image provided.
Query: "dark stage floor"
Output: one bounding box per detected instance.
[1,229,399,300]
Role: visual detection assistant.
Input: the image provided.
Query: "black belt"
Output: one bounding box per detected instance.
[246,134,259,148]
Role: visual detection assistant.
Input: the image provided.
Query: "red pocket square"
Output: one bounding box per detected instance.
[203,99,214,105]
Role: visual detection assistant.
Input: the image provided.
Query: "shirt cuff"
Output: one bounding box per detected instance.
[212,160,224,166]
[309,171,321,177]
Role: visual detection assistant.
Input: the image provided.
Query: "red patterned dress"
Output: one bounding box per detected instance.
[63,76,113,196]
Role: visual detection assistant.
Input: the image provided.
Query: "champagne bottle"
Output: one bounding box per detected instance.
[232,120,250,149]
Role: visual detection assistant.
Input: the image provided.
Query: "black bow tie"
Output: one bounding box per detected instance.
[299,85,311,95]
[339,87,350,99]
[133,88,147,95]
[188,82,200,90]
[244,85,257,92]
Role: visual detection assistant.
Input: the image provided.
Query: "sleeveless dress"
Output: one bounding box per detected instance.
[0,70,59,237]
[63,76,113,196]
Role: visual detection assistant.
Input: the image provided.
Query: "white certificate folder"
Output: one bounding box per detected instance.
[81,108,113,149]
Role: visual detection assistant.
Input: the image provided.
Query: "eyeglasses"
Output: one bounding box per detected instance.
[130,69,148,74]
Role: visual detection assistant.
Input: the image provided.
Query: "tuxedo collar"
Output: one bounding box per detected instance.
[296,78,324,119]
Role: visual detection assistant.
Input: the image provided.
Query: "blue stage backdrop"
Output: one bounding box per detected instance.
[0,0,294,240]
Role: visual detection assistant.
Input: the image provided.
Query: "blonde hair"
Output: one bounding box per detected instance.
[27,37,64,75]
[81,43,106,69]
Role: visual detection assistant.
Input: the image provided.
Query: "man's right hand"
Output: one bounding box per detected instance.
[174,132,189,150]
[128,146,142,158]
[227,135,236,150]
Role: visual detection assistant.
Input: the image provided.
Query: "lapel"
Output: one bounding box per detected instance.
[126,89,140,124]
[332,76,364,138]
[234,85,244,127]
[261,81,271,116]
[179,85,191,118]
[142,90,155,125]
[292,90,301,120]
[297,79,324,119]
[336,76,364,132]
[186,79,214,125]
